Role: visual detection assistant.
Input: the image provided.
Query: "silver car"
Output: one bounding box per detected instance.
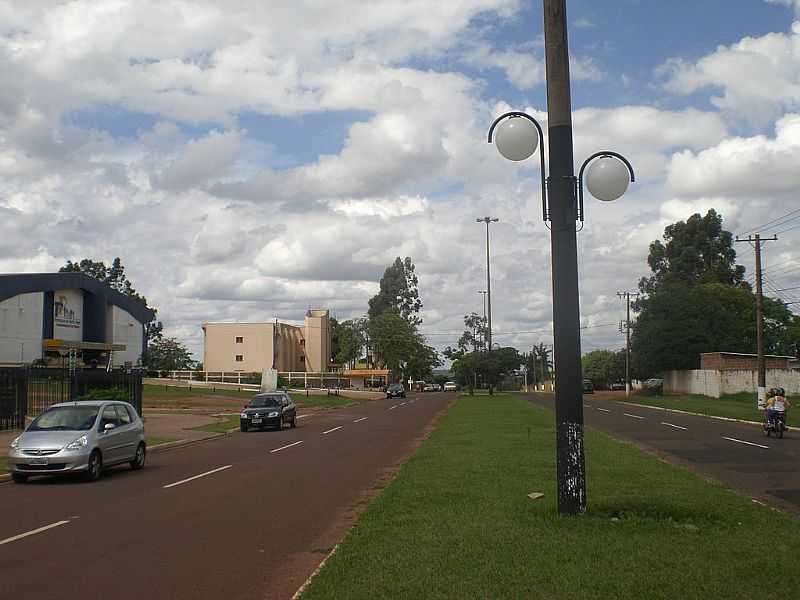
[7,401,146,484]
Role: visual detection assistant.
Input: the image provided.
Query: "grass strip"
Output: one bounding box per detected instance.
[294,394,354,409]
[624,392,798,427]
[190,415,240,434]
[301,395,800,600]
[145,436,178,447]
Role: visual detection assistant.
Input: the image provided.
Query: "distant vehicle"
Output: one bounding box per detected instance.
[641,378,664,396]
[240,393,296,431]
[610,382,626,391]
[443,381,458,392]
[7,401,146,484]
[386,383,406,399]
[582,380,594,394]
[423,383,440,392]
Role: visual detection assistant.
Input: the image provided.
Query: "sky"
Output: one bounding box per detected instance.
[2,0,800,362]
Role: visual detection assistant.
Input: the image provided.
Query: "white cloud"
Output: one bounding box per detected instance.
[661,21,800,123]
[766,0,800,15]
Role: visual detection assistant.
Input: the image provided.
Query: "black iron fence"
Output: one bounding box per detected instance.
[0,366,143,430]
[0,367,27,431]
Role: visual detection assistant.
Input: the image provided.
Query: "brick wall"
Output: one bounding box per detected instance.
[700,353,790,371]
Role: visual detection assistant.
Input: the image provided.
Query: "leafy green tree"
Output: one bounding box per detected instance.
[368,312,440,382]
[451,347,521,395]
[638,209,747,295]
[523,343,552,385]
[368,257,422,326]
[60,257,163,342]
[143,337,196,372]
[332,318,367,369]
[582,349,625,389]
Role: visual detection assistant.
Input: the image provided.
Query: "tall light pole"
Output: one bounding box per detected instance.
[478,290,488,350]
[477,217,499,352]
[487,0,635,515]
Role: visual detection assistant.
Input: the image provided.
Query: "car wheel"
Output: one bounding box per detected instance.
[276,419,282,431]
[11,473,28,484]
[240,423,248,432]
[130,443,146,471]
[84,450,102,482]
[291,415,297,428]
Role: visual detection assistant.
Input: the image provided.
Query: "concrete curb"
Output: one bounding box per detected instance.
[622,401,797,431]
[291,544,340,599]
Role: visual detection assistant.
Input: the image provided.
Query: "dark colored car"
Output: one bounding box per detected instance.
[240,393,296,431]
[640,378,664,396]
[583,379,594,394]
[610,382,626,391]
[386,383,406,399]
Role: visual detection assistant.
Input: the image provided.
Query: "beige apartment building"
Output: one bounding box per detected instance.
[202,309,330,373]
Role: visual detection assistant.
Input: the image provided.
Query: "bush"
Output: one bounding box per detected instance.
[79,387,132,402]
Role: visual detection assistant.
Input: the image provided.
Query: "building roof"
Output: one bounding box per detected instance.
[0,273,155,324]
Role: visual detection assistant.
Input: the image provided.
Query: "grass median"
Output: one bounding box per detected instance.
[623,392,798,427]
[301,395,800,600]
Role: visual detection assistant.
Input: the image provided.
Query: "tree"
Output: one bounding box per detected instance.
[452,347,522,395]
[60,257,163,343]
[582,350,625,390]
[523,343,552,385]
[332,318,367,369]
[368,312,440,382]
[368,257,422,326]
[143,337,196,372]
[638,209,747,295]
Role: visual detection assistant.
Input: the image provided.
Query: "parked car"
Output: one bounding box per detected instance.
[641,378,664,396]
[423,383,440,392]
[583,379,594,394]
[386,383,406,399]
[443,381,458,392]
[7,401,146,484]
[610,382,626,391]
[240,392,296,431]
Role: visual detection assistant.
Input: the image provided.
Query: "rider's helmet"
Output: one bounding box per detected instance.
[776,387,786,397]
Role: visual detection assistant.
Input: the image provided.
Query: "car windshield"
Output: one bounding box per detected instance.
[28,405,100,431]
[248,396,281,408]
[388,384,403,391]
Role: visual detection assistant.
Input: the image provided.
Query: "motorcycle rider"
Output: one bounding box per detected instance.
[765,387,791,429]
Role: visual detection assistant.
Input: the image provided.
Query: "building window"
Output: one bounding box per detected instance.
[235,336,243,343]
[235,355,243,362]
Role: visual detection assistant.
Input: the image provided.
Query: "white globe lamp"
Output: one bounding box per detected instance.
[494,117,538,162]
[585,156,630,202]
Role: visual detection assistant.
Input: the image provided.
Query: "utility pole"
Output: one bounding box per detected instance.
[735,233,778,409]
[617,291,639,397]
[478,290,488,350]
[476,218,499,351]
[531,345,537,391]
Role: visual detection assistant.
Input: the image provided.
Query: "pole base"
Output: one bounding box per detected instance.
[557,420,587,515]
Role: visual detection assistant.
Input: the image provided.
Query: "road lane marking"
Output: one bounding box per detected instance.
[297,415,311,419]
[723,437,769,449]
[623,413,645,420]
[583,403,589,408]
[353,417,368,423]
[389,404,399,410]
[323,426,343,435]
[270,440,304,453]
[0,520,70,546]
[399,401,407,406]
[661,422,688,430]
[596,408,611,413]
[163,465,233,489]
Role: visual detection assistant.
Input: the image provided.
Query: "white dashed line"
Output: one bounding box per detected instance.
[623,413,645,420]
[661,422,688,430]
[722,437,769,449]
[596,408,611,413]
[399,401,407,406]
[322,426,343,435]
[269,440,305,454]
[297,414,311,419]
[163,465,233,489]
[353,417,368,423]
[0,520,70,546]
[389,404,399,410]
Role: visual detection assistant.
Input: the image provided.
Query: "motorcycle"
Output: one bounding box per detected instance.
[764,411,787,438]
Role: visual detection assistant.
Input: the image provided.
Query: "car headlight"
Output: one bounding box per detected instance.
[10,436,21,450]
[240,412,248,419]
[268,411,279,418]
[66,435,88,450]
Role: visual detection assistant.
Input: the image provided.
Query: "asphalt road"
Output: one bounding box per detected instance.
[527,393,800,514]
[0,392,452,600]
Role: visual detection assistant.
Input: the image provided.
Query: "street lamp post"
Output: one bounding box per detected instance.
[487,0,635,515]
[478,290,487,349]
[476,217,499,352]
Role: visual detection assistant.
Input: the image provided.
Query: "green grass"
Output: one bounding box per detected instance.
[624,392,798,427]
[190,415,240,434]
[144,384,254,399]
[301,395,800,600]
[293,393,354,409]
[145,436,178,447]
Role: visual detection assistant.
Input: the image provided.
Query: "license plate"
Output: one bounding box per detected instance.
[28,457,48,465]
[251,418,262,424]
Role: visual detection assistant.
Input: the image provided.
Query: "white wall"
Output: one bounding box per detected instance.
[109,305,143,366]
[53,289,83,341]
[664,368,800,398]
[0,292,44,363]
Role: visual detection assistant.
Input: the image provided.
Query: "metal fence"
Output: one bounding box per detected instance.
[0,366,144,430]
[0,367,27,431]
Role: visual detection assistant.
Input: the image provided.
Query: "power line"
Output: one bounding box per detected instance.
[739,207,800,237]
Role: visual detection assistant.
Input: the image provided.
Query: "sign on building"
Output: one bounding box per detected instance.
[53,289,83,341]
